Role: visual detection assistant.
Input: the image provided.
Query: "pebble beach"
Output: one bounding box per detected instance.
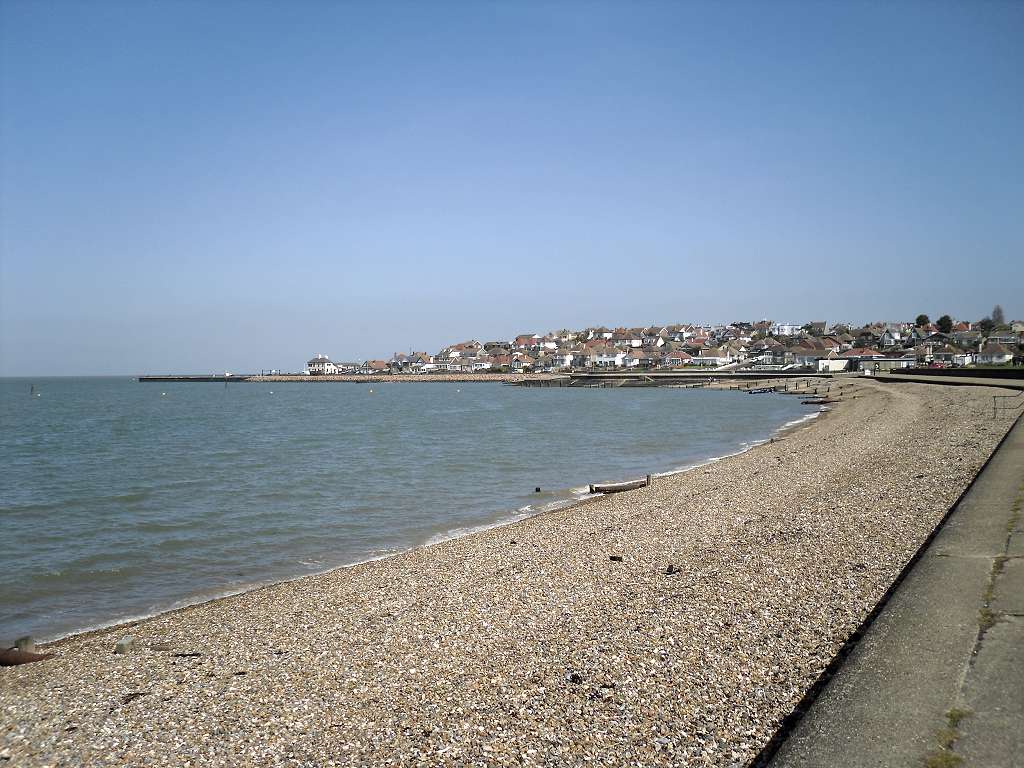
[1,380,1017,767]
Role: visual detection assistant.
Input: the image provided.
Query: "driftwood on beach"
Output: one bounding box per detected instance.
[0,648,54,667]
[589,475,652,494]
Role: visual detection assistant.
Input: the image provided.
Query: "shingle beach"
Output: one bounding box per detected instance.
[1,380,1017,767]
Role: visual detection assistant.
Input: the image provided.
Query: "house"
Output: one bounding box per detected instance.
[641,328,667,347]
[543,350,575,370]
[589,346,627,368]
[976,343,1013,365]
[513,334,542,350]
[390,352,432,373]
[918,344,973,367]
[839,347,885,371]
[789,346,826,369]
[509,352,534,371]
[307,354,338,375]
[360,360,390,374]
[772,322,802,336]
[985,334,1019,347]
[807,321,827,336]
[623,350,657,368]
[695,346,731,366]
[660,351,694,368]
[877,328,904,349]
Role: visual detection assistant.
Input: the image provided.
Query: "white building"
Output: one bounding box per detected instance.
[307,354,338,375]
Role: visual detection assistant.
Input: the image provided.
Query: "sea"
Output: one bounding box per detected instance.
[0,377,815,644]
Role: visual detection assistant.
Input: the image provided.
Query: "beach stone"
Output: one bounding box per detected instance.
[15,636,35,653]
[609,555,623,562]
[114,636,135,654]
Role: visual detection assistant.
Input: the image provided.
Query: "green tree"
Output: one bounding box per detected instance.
[978,316,995,334]
[937,315,953,334]
[915,314,930,328]
[992,304,1005,326]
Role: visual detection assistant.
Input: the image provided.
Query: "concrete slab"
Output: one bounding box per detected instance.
[992,557,1024,614]
[769,553,989,767]
[956,616,1024,768]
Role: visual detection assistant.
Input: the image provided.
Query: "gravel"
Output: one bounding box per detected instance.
[1,380,1016,767]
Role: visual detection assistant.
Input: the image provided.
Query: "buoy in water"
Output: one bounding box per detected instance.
[369,389,374,393]
[161,392,166,396]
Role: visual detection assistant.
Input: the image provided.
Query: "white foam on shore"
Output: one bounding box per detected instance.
[779,409,823,431]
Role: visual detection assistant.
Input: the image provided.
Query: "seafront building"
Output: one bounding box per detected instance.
[302,318,1024,375]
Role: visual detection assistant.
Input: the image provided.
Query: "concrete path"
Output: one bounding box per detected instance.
[766,413,1024,768]
[874,371,1024,391]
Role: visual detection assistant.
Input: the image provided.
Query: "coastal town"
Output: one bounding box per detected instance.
[304,309,1024,376]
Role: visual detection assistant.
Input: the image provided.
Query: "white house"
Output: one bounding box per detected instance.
[976,343,1013,365]
[589,347,627,367]
[307,354,338,375]
[772,323,802,336]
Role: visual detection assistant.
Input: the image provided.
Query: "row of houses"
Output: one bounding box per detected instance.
[304,319,1023,375]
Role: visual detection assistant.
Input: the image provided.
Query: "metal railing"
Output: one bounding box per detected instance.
[993,390,1024,419]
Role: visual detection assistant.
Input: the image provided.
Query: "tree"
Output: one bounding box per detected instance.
[978,316,995,334]
[992,304,1005,326]
[915,314,930,328]
[937,315,953,334]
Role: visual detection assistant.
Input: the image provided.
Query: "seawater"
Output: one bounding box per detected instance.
[0,377,812,643]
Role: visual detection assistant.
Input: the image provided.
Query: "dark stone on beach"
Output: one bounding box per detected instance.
[665,563,677,575]
[509,539,516,545]
[151,642,173,652]
[609,555,623,562]
[567,671,583,684]
[172,652,202,658]
[0,647,54,666]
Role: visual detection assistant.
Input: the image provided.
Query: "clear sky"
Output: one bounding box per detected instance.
[1,0,1021,375]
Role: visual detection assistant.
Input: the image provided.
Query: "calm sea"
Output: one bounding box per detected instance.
[0,377,812,643]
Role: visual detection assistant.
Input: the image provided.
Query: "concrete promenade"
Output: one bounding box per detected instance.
[767,412,1024,767]
[874,371,1024,390]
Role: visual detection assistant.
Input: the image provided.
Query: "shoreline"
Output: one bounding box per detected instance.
[5,381,1013,767]
[25,398,828,649]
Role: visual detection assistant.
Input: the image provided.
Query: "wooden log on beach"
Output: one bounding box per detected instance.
[589,478,649,494]
[0,647,53,666]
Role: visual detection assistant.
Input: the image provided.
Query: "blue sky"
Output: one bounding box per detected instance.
[1,0,1021,375]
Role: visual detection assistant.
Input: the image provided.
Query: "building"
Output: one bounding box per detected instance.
[976,343,1013,365]
[307,354,338,375]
